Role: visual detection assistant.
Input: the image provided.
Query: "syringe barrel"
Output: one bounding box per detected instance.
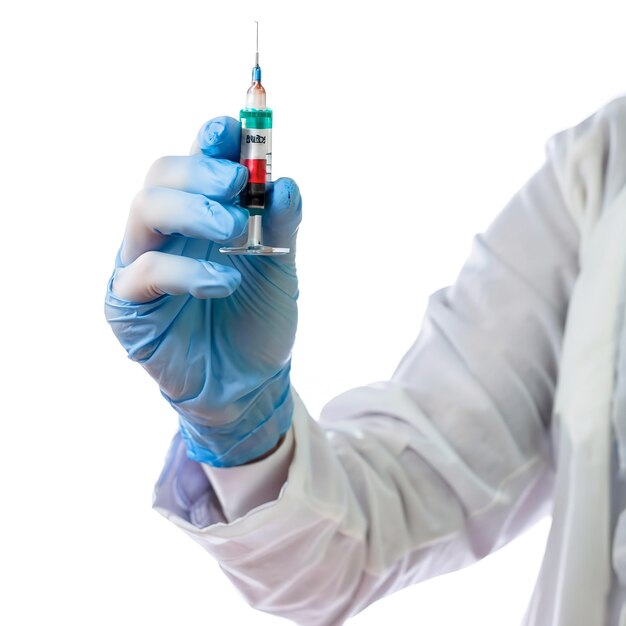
[239,108,272,215]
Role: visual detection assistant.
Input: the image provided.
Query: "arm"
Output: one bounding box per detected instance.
[152,99,626,625]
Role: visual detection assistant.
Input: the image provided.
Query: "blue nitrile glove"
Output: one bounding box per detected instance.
[104,116,301,467]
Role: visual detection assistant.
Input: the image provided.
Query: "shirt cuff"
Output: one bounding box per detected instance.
[201,423,295,522]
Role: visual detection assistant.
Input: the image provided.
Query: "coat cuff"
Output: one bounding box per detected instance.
[200,422,295,522]
[152,384,362,563]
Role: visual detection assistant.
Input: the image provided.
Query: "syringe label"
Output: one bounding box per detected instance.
[240,128,272,161]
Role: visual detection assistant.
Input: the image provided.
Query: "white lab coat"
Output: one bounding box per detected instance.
[153,94,626,625]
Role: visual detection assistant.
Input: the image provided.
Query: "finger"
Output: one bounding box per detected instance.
[111,251,242,303]
[262,178,303,251]
[189,116,241,160]
[119,187,249,266]
[144,153,248,202]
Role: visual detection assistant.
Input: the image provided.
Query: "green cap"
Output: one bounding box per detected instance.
[240,108,273,129]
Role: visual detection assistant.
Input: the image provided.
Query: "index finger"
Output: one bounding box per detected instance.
[190,116,241,160]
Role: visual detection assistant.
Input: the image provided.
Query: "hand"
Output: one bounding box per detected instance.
[104,116,302,467]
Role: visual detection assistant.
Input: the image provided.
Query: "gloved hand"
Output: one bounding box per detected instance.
[104,116,301,467]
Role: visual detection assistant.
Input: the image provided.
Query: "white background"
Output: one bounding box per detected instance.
[1,0,624,624]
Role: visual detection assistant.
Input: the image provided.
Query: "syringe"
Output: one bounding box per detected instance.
[220,22,289,256]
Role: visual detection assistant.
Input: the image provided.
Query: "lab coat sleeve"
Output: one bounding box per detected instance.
[152,96,626,625]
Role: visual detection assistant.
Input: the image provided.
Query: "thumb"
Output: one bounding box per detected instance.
[262,178,303,253]
[189,116,241,161]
